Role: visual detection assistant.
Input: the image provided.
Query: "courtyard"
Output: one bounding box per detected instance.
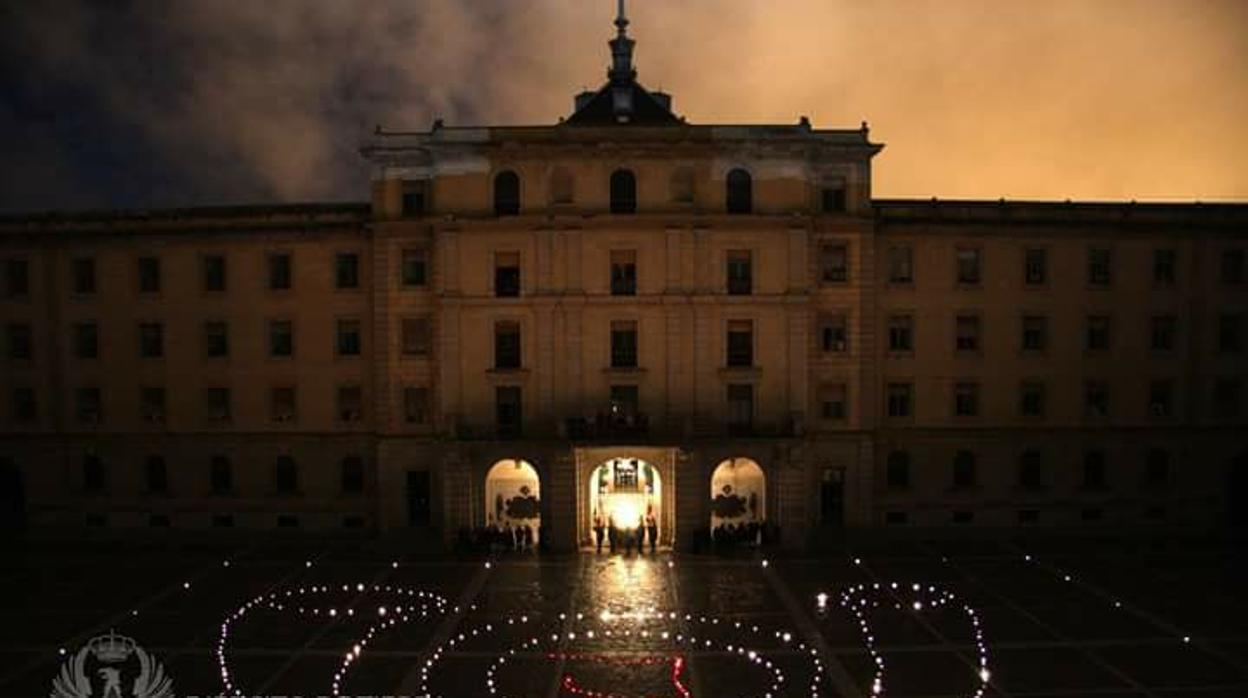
[3,534,1247,697]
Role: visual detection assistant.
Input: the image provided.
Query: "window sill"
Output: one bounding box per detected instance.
[719,366,762,379]
[603,366,646,375]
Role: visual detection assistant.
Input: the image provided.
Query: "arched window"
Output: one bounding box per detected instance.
[550,167,574,205]
[494,170,520,216]
[726,168,753,214]
[610,169,637,214]
[670,167,695,203]
[886,450,910,489]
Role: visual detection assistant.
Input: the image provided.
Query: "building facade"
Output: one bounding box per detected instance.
[2,8,1246,549]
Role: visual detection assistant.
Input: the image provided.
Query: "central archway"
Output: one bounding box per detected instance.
[587,457,663,550]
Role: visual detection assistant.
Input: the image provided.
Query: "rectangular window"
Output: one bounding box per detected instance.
[336,318,362,356]
[402,180,427,217]
[610,320,638,368]
[952,451,977,488]
[1020,381,1046,417]
[268,253,292,290]
[401,248,428,287]
[1024,248,1047,285]
[726,250,752,295]
[1021,315,1047,352]
[495,385,522,437]
[1219,314,1242,353]
[1018,449,1044,491]
[4,258,29,297]
[1145,449,1170,490]
[820,314,849,353]
[887,314,913,352]
[886,453,910,490]
[12,387,36,422]
[955,247,981,285]
[1085,380,1110,417]
[821,186,847,213]
[887,246,913,284]
[954,382,979,417]
[401,317,431,357]
[1153,249,1176,287]
[335,252,360,289]
[726,320,753,367]
[341,456,365,494]
[610,249,637,296]
[819,243,849,284]
[338,385,363,422]
[210,456,233,495]
[203,255,226,292]
[76,387,102,424]
[403,386,429,424]
[205,387,231,423]
[818,383,848,421]
[270,386,296,423]
[83,455,105,494]
[609,384,640,417]
[1082,450,1107,490]
[1150,315,1176,353]
[269,320,293,357]
[1088,247,1112,286]
[494,321,521,369]
[1222,249,1245,285]
[73,322,98,359]
[204,321,229,358]
[145,455,168,494]
[72,257,96,295]
[1149,379,1173,418]
[494,251,521,297]
[886,382,913,418]
[955,314,980,352]
[1214,378,1241,418]
[726,384,754,431]
[6,323,32,360]
[140,387,165,423]
[137,322,163,358]
[275,456,298,495]
[1086,315,1111,351]
[137,256,160,294]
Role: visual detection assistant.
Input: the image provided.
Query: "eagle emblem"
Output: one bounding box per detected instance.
[50,630,173,698]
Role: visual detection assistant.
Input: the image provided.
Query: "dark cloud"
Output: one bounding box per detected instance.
[1,0,1245,213]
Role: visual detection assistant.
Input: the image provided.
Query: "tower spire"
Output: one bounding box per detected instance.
[608,0,636,84]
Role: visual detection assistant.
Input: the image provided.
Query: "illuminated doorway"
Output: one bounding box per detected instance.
[485,459,541,530]
[588,457,662,541]
[710,458,766,530]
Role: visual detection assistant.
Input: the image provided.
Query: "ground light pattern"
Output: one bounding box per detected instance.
[3,537,1247,697]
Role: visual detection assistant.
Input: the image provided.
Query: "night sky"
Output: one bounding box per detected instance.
[1,0,1245,214]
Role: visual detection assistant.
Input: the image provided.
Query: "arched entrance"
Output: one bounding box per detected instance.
[588,457,663,550]
[710,458,766,546]
[485,459,541,537]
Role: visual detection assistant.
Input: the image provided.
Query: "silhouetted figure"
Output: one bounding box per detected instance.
[594,515,606,554]
[646,514,658,553]
[608,520,618,553]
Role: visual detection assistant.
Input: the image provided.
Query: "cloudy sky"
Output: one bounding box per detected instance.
[1,0,1245,213]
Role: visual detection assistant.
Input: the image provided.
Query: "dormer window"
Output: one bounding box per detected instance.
[494,170,520,216]
[610,169,637,214]
[726,168,752,214]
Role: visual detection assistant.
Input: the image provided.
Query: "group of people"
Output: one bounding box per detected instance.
[458,518,541,554]
[593,513,659,555]
[689,520,773,553]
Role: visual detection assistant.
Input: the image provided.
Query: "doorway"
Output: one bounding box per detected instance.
[588,457,662,547]
[406,470,431,527]
[820,467,845,526]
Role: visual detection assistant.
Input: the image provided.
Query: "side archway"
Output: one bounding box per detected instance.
[710,457,766,531]
[484,459,541,528]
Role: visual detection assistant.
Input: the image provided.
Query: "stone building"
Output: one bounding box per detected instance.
[1,5,1246,550]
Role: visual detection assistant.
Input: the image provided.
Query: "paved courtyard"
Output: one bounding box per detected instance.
[3,535,1247,697]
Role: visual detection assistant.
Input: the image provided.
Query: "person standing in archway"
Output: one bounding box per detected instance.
[646,513,658,554]
[593,513,605,554]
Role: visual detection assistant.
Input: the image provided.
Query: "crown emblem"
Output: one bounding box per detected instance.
[88,630,137,663]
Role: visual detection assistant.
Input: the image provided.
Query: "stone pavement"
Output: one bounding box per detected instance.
[3,536,1247,697]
